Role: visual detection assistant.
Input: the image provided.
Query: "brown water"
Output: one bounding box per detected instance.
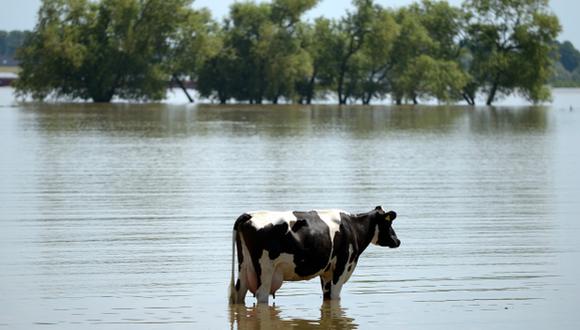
[1,89,580,329]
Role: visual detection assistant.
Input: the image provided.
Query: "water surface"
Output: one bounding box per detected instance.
[1,89,580,329]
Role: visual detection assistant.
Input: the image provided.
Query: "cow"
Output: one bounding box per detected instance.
[229,206,400,304]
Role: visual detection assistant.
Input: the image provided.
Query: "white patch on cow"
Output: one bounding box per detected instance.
[371,224,380,245]
[315,209,348,243]
[312,209,348,277]
[248,211,297,230]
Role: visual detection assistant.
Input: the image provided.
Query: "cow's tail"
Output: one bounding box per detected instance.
[229,228,236,304]
[229,213,252,304]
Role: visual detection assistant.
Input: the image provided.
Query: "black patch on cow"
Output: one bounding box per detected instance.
[291,219,308,232]
[234,213,252,230]
[376,218,400,248]
[347,265,352,272]
[235,279,241,290]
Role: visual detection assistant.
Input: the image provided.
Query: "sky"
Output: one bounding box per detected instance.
[1,0,578,47]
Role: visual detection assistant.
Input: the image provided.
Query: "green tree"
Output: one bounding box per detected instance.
[169,8,220,102]
[388,1,468,104]
[357,7,399,104]
[298,18,343,103]
[333,0,375,104]
[463,0,561,105]
[198,0,316,104]
[225,2,272,103]
[558,41,580,72]
[264,0,317,103]
[15,0,199,102]
[397,55,469,103]
[389,8,434,104]
[196,30,238,104]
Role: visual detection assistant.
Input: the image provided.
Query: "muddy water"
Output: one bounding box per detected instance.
[1,90,580,329]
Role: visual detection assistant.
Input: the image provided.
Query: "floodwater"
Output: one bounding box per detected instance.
[1,88,580,329]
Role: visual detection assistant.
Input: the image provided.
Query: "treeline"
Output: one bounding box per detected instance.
[0,31,30,65]
[14,0,562,105]
[551,41,580,87]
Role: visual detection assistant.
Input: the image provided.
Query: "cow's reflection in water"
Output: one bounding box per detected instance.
[230,301,357,329]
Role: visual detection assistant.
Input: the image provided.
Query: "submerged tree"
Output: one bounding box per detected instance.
[15,0,208,102]
[462,0,561,105]
[197,0,317,104]
[13,0,562,105]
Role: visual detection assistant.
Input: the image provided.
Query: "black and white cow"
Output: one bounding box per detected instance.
[229,206,400,304]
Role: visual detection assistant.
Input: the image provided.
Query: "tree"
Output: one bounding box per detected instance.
[397,55,469,103]
[196,31,238,104]
[389,7,434,104]
[198,0,317,104]
[356,7,399,104]
[463,0,561,105]
[15,0,200,103]
[333,0,375,104]
[388,1,469,105]
[264,0,317,103]
[169,8,221,102]
[558,41,580,72]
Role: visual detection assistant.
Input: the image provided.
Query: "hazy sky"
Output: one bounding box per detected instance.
[1,0,578,46]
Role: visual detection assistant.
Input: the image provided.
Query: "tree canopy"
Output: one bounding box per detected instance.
[12,0,564,105]
[14,0,214,102]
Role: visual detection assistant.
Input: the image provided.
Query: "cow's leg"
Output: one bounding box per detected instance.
[234,262,249,304]
[255,252,273,304]
[328,262,357,300]
[255,277,272,304]
[329,281,345,300]
[320,272,333,300]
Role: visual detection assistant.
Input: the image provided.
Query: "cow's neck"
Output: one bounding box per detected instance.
[348,212,376,255]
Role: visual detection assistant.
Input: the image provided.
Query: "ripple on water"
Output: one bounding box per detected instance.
[1,102,579,329]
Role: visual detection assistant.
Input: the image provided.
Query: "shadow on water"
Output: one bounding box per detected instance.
[229,301,357,330]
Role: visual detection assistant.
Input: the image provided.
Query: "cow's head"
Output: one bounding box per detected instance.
[371,206,400,248]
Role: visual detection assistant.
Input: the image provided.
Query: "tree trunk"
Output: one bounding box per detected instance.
[92,95,113,103]
[306,73,316,105]
[173,75,194,103]
[91,87,115,103]
[462,92,475,106]
[486,82,498,106]
[337,60,348,105]
[362,92,372,105]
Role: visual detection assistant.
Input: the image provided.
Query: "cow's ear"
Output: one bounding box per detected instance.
[375,205,385,213]
[385,211,397,222]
